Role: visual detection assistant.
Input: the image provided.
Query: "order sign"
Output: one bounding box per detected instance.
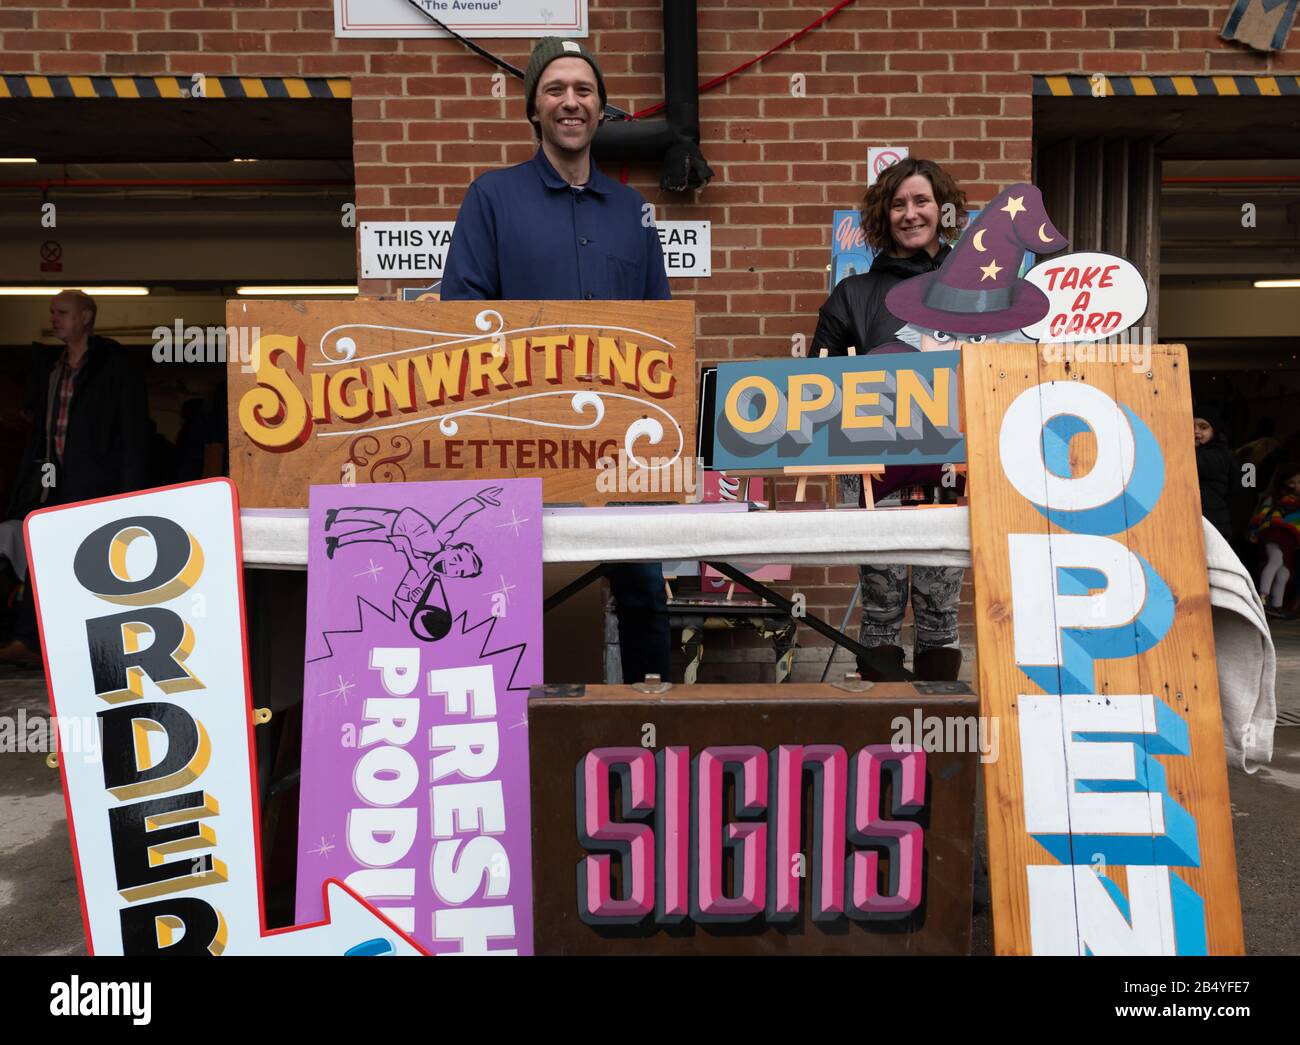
[26,480,425,955]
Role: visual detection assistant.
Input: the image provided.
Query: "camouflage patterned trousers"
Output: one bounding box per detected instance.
[858,564,963,651]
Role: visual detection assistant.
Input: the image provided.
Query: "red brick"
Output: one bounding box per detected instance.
[854,73,918,93]
[104,11,165,30]
[1050,30,1113,49]
[168,11,231,30]
[138,32,200,51]
[36,11,102,30]
[236,11,300,31]
[957,9,1017,28]
[890,53,952,72]
[954,96,1002,116]
[3,32,67,50]
[988,30,1049,50]
[923,74,985,93]
[0,12,33,30]
[1150,9,1213,28]
[270,31,335,52]
[106,53,166,74]
[1084,8,1149,28]
[890,96,951,116]
[923,31,985,50]
[1115,29,1175,48]
[70,31,132,51]
[1020,8,1085,29]
[922,118,986,138]
[825,52,888,73]
[38,53,103,74]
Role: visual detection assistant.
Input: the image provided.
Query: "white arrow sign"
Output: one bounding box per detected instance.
[26,479,428,956]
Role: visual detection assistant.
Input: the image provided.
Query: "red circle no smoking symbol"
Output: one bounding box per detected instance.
[41,241,61,263]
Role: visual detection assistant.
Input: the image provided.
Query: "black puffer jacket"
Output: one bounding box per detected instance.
[811,245,951,355]
[1196,436,1235,543]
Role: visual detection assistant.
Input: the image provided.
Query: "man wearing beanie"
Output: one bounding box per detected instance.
[441,37,674,685]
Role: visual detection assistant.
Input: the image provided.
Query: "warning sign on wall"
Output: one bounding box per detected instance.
[359,221,455,280]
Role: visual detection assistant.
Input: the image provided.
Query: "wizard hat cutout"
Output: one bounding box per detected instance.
[885,183,1066,335]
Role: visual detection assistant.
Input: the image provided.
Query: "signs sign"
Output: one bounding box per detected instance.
[1021,252,1149,343]
[710,351,964,474]
[360,222,455,280]
[963,343,1244,955]
[295,478,543,954]
[25,479,424,955]
[528,682,978,954]
[226,299,696,507]
[334,0,586,38]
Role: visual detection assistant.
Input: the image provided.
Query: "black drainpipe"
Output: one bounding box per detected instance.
[594,0,713,192]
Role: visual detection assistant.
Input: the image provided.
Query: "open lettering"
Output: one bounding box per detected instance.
[999,381,1207,955]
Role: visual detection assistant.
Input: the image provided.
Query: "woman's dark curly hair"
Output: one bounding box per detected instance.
[859,157,968,254]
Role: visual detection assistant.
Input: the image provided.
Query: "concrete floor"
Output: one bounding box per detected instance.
[2,620,1297,955]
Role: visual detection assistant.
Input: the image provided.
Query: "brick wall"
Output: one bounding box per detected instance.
[2,0,1285,675]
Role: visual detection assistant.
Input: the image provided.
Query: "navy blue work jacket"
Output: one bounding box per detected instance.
[440,148,671,302]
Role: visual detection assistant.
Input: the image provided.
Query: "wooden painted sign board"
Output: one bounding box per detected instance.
[528,682,979,955]
[226,300,696,507]
[711,350,964,475]
[25,479,426,955]
[962,343,1244,955]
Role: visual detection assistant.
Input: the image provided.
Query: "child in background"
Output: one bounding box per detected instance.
[1250,461,1300,620]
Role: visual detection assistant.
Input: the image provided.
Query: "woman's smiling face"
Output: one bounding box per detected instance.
[889,174,942,256]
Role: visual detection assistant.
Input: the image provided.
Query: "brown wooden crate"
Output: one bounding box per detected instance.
[226,299,696,507]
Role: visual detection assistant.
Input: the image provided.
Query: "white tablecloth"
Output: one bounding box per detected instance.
[240,505,1275,770]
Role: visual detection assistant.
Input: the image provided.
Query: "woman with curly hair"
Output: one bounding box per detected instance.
[810,158,969,682]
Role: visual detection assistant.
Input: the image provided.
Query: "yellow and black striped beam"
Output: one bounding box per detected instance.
[0,74,350,100]
[1035,73,1300,97]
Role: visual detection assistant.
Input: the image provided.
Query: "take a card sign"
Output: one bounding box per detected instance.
[711,351,963,474]
[962,343,1244,955]
[528,682,979,955]
[226,299,696,507]
[296,478,543,954]
[25,479,425,955]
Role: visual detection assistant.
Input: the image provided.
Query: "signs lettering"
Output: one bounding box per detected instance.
[529,683,978,954]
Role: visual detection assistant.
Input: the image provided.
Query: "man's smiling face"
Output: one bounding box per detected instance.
[532,56,601,154]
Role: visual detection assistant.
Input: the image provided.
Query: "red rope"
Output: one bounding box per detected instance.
[629,0,858,120]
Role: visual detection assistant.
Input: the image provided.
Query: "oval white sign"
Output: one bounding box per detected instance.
[1020,251,1149,343]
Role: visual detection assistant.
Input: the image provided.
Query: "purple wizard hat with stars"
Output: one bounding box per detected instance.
[885,183,1066,336]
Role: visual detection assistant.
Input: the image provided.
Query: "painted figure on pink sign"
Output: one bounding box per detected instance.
[323,485,502,642]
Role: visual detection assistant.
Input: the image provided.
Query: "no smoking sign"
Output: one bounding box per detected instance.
[868,146,909,187]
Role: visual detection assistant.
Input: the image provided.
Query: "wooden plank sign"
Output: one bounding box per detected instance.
[711,350,964,474]
[528,682,980,954]
[25,479,426,955]
[226,299,696,507]
[963,343,1244,955]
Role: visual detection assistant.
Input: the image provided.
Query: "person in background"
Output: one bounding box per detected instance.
[1194,406,1235,545]
[810,158,969,682]
[1250,461,1300,620]
[440,37,673,685]
[0,289,150,666]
